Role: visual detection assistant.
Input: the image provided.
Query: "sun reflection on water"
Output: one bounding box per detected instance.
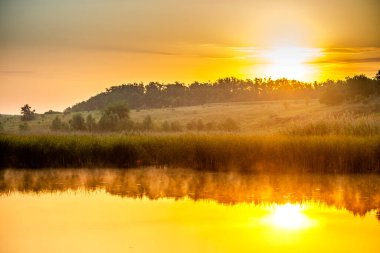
[263,203,315,230]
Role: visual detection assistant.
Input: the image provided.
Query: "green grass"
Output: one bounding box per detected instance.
[1,134,379,173]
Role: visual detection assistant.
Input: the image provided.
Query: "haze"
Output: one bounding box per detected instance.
[1,0,380,114]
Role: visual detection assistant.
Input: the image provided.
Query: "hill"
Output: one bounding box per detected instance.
[1,98,380,134]
[67,77,319,112]
[66,73,380,114]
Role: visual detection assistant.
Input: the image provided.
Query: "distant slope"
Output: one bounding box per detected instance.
[3,97,379,134]
[68,74,380,113]
[68,78,318,112]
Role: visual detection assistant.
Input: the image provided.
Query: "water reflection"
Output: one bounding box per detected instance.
[1,168,379,217]
[1,168,380,253]
[263,203,314,229]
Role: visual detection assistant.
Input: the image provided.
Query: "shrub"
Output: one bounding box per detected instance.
[19,122,29,132]
[86,114,96,132]
[70,114,86,131]
[170,121,183,132]
[44,110,61,115]
[186,120,197,131]
[219,118,240,132]
[205,121,217,131]
[118,118,135,131]
[197,119,204,131]
[98,112,119,132]
[51,116,68,131]
[105,102,130,119]
[161,121,170,132]
[142,115,154,131]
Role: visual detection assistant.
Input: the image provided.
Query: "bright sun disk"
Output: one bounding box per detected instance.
[260,47,323,81]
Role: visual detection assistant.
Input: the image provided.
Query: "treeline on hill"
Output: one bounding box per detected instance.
[67,71,380,112]
[320,74,380,105]
[51,103,239,133]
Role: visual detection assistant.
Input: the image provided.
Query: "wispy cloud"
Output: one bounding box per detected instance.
[90,44,380,65]
[0,69,36,75]
[311,57,380,64]
[309,47,380,64]
[322,47,379,54]
[83,44,177,56]
[82,42,241,59]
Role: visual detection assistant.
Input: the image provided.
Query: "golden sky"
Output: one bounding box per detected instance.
[1,0,380,114]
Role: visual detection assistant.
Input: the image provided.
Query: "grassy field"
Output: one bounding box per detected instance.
[1,134,379,173]
[1,99,379,173]
[1,98,380,134]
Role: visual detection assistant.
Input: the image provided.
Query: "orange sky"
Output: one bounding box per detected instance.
[1,0,380,114]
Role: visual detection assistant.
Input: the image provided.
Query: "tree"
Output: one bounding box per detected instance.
[44,110,61,115]
[186,119,197,131]
[86,114,96,132]
[118,118,135,131]
[98,112,119,132]
[205,121,217,131]
[375,70,380,81]
[319,81,346,105]
[70,113,86,131]
[50,116,68,131]
[105,103,130,119]
[142,115,154,131]
[197,119,204,131]
[170,121,182,132]
[21,104,36,121]
[219,118,240,132]
[345,75,375,99]
[161,121,170,132]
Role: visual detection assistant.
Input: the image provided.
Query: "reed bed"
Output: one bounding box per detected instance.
[0,134,379,173]
[282,113,380,136]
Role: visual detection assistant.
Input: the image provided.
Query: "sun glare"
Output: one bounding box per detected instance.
[264,203,313,230]
[260,47,323,81]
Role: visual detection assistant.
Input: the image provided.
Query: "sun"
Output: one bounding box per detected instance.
[263,203,313,230]
[260,47,322,81]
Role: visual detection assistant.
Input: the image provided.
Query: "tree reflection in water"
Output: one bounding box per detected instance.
[0,168,379,217]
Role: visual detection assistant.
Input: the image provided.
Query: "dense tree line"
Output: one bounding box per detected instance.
[320,73,380,105]
[67,77,319,112]
[67,72,380,112]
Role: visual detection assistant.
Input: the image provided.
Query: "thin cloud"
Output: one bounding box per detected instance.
[0,70,36,75]
[310,47,380,64]
[310,57,380,64]
[322,47,380,54]
[84,44,177,56]
[80,42,240,59]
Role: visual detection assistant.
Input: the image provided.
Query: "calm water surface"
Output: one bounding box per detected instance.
[0,168,379,253]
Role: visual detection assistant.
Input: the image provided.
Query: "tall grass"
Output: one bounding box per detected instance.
[1,134,379,172]
[282,113,380,136]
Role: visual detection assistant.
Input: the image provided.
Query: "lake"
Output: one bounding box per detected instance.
[0,168,379,253]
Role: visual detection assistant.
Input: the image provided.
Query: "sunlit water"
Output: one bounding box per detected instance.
[1,168,379,253]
